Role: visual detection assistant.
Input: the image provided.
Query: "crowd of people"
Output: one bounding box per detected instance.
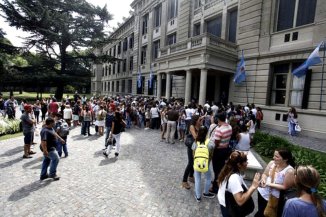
[1,92,325,216]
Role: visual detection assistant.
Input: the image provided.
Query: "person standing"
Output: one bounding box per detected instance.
[81,106,92,136]
[41,99,48,122]
[256,107,263,130]
[63,104,73,127]
[104,111,126,158]
[282,165,326,217]
[287,107,298,136]
[210,112,233,193]
[40,117,64,181]
[33,100,41,124]
[20,104,36,158]
[166,106,179,144]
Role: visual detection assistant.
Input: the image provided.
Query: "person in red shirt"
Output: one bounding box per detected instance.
[48,98,59,117]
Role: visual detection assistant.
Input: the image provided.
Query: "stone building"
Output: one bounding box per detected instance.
[91,0,326,139]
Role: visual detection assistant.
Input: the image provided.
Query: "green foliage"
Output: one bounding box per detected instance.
[253,132,326,198]
[0,117,22,136]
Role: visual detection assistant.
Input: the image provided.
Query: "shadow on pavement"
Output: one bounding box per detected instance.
[0,146,24,157]
[22,156,43,168]
[99,157,117,166]
[8,180,52,201]
[0,157,24,169]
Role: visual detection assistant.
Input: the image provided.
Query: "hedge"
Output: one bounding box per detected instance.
[253,131,326,199]
[0,117,22,136]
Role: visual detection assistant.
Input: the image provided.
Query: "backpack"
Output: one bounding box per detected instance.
[58,120,70,137]
[193,139,210,173]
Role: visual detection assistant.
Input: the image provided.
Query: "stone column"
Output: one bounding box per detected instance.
[166,72,171,100]
[185,70,192,105]
[157,73,162,100]
[199,68,207,105]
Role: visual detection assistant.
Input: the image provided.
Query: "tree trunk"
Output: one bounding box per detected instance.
[55,85,64,100]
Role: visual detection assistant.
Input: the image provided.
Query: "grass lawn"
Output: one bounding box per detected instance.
[0,132,23,141]
[2,91,91,101]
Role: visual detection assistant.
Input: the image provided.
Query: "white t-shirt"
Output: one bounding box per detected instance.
[150,107,159,118]
[185,108,194,120]
[63,108,72,119]
[218,173,248,207]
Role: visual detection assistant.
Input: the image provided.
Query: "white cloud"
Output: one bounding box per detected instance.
[0,0,133,47]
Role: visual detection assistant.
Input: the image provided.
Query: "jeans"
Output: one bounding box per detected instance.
[166,121,177,143]
[56,138,68,157]
[151,117,160,129]
[288,122,296,136]
[182,146,194,182]
[40,148,60,177]
[105,126,112,147]
[212,148,231,191]
[106,133,121,154]
[82,121,91,135]
[220,205,229,217]
[194,169,212,198]
[254,192,268,217]
[126,115,131,128]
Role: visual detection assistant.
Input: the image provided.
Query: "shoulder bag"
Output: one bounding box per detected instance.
[264,166,278,217]
[225,175,255,217]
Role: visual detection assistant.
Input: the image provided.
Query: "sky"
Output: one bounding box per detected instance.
[0,0,134,47]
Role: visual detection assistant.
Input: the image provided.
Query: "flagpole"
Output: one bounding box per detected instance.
[245,77,249,104]
[320,41,325,110]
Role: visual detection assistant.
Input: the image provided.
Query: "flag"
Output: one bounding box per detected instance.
[292,42,323,78]
[234,50,246,84]
[137,65,142,88]
[149,63,153,89]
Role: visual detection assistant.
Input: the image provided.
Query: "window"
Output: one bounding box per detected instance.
[137,76,145,94]
[276,0,317,32]
[109,64,111,75]
[123,38,128,51]
[92,69,95,77]
[193,23,200,36]
[271,62,309,107]
[153,40,160,59]
[105,65,108,76]
[122,80,126,93]
[206,16,222,37]
[112,81,115,92]
[194,0,201,9]
[123,59,127,72]
[168,0,178,20]
[142,13,149,35]
[154,4,162,28]
[116,81,120,92]
[228,9,238,43]
[128,80,132,93]
[104,82,107,92]
[102,67,104,77]
[108,82,110,92]
[113,47,116,57]
[113,63,116,74]
[141,46,147,64]
[167,33,177,45]
[117,43,121,55]
[109,48,112,56]
[117,61,121,73]
[129,56,134,71]
[129,33,134,49]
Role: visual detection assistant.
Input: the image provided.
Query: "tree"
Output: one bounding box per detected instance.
[0,0,115,99]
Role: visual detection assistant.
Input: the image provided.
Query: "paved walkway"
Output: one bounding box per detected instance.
[2,126,247,217]
[261,127,326,153]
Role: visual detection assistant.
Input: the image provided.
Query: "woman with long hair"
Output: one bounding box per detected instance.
[181,115,202,189]
[282,166,326,217]
[217,151,261,217]
[287,107,298,136]
[255,147,296,217]
[193,126,215,202]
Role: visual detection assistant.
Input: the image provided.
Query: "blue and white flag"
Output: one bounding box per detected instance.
[292,42,323,78]
[137,65,142,88]
[234,50,246,84]
[149,63,153,89]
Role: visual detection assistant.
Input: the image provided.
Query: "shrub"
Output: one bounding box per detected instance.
[0,117,22,136]
[253,132,326,199]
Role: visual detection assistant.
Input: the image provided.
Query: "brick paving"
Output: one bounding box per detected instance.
[1,126,235,217]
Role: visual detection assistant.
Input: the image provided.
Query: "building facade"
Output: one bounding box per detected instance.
[91,0,326,139]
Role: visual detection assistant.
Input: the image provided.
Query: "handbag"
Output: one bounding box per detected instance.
[295,124,301,132]
[277,188,298,216]
[225,176,255,217]
[184,134,194,148]
[264,166,278,217]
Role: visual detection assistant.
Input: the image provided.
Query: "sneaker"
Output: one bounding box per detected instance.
[179,139,184,142]
[29,151,36,155]
[203,192,215,198]
[49,175,60,181]
[188,177,195,183]
[23,155,32,159]
[194,194,201,202]
[209,186,218,194]
[103,152,108,157]
[181,182,191,190]
[40,174,49,181]
[115,153,119,157]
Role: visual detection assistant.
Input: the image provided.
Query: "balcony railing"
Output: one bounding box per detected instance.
[204,0,224,10]
[158,33,237,58]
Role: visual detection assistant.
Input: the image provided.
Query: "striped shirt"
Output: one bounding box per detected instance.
[214,123,232,149]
